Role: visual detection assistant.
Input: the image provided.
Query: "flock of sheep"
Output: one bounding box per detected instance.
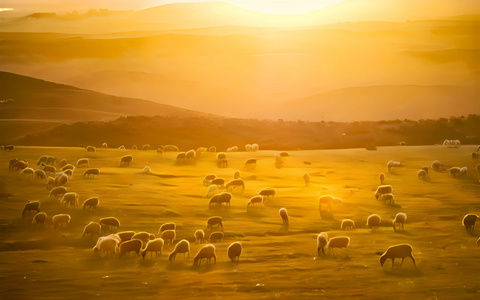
[5,141,480,272]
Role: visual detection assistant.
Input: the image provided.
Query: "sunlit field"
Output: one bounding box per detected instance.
[1,145,479,299]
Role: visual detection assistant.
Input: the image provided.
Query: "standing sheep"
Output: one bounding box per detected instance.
[22,201,40,217]
[327,236,350,257]
[82,222,101,239]
[227,242,242,264]
[252,143,259,151]
[380,244,416,269]
[46,177,55,190]
[366,214,381,230]
[52,214,71,230]
[233,170,240,179]
[49,186,67,198]
[193,244,217,267]
[387,160,404,174]
[132,232,155,245]
[318,195,343,213]
[462,214,479,234]
[279,208,289,228]
[195,229,205,244]
[142,238,164,259]
[120,155,133,167]
[102,142,108,148]
[317,232,329,255]
[393,213,407,231]
[168,239,190,262]
[86,146,96,152]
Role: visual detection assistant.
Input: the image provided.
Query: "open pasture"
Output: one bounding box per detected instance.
[0,145,479,299]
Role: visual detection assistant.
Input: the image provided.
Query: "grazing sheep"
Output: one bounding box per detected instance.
[366,214,381,230]
[417,169,427,180]
[22,201,40,217]
[168,239,190,262]
[208,146,216,153]
[399,142,406,146]
[76,158,89,168]
[244,158,256,169]
[120,155,133,167]
[83,168,99,179]
[52,214,71,230]
[118,145,125,150]
[459,167,467,176]
[431,160,444,172]
[94,236,118,257]
[164,145,179,152]
[131,145,138,150]
[86,146,96,152]
[49,186,67,198]
[19,167,35,177]
[57,159,67,169]
[247,195,264,207]
[37,155,55,166]
[8,158,19,170]
[245,144,252,152]
[99,217,120,231]
[227,242,242,264]
[279,208,289,228]
[225,179,245,193]
[117,239,143,257]
[379,193,395,205]
[380,244,416,269]
[34,169,47,180]
[341,219,356,231]
[132,232,155,245]
[304,173,311,187]
[387,160,404,174]
[449,167,461,177]
[63,169,74,178]
[207,216,223,231]
[185,149,196,163]
[195,229,205,244]
[175,152,186,165]
[142,238,164,259]
[472,152,478,159]
[209,231,224,243]
[158,222,176,236]
[82,222,101,239]
[117,231,136,243]
[142,166,151,173]
[11,160,29,172]
[83,197,99,211]
[318,195,343,212]
[206,185,219,198]
[234,170,240,179]
[393,213,407,231]
[317,232,329,255]
[193,244,216,267]
[142,144,151,151]
[195,147,207,158]
[259,188,276,199]
[60,192,80,207]
[55,173,68,186]
[211,178,225,189]
[462,214,479,234]
[327,236,350,257]
[375,185,393,200]
[422,166,429,174]
[4,145,14,151]
[217,158,228,168]
[252,144,259,152]
[102,142,108,148]
[62,164,75,171]
[209,194,221,209]
[380,173,385,184]
[203,174,216,187]
[160,229,176,245]
[32,212,48,226]
[46,176,55,190]
[226,146,238,152]
[157,146,163,154]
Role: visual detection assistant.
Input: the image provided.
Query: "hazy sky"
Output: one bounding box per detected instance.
[0,0,344,16]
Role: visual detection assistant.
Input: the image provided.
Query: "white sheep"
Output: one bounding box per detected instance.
[247,195,264,207]
[102,142,108,148]
[93,236,118,257]
[252,143,259,152]
[431,160,444,172]
[244,158,256,169]
[60,192,80,207]
[83,168,99,179]
[203,174,216,187]
[387,160,403,174]
[160,229,176,245]
[117,239,143,257]
[327,236,350,257]
[46,176,55,190]
[449,167,461,177]
[82,222,101,239]
[32,212,48,226]
[245,144,252,152]
[417,169,427,180]
[19,167,35,177]
[52,214,71,230]
[366,214,381,230]
[193,244,216,267]
[141,238,164,259]
[206,185,219,198]
[462,214,479,234]
[379,193,395,205]
[317,232,328,255]
[86,146,96,152]
[233,170,240,179]
[225,179,245,193]
[341,219,356,231]
[195,229,205,244]
[227,242,242,264]
[380,244,416,269]
[55,173,68,186]
[168,239,190,262]
[318,195,343,212]
[375,185,393,200]
[259,188,276,199]
[34,169,47,180]
[279,208,289,228]
[393,212,407,231]
[142,166,151,173]
[459,167,467,176]
[132,231,155,245]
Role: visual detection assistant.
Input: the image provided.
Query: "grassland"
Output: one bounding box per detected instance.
[0,145,479,299]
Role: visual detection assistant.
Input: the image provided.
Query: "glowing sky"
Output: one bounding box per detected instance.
[0,0,344,16]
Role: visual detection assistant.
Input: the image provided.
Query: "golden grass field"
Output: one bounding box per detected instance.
[0,145,479,299]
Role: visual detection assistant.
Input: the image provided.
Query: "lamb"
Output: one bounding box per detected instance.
[366,214,381,230]
[160,229,176,245]
[379,193,395,205]
[52,214,71,230]
[141,238,164,259]
[34,169,47,180]
[245,158,256,169]
[120,155,133,167]
[20,167,35,177]
[207,216,223,231]
[226,146,238,152]
[117,231,136,243]
[132,231,155,245]
[327,236,350,257]
[117,239,143,257]
[193,244,216,267]
[252,143,259,151]
[317,232,329,255]
[93,236,118,257]
[55,173,68,186]
[49,186,67,198]
[279,208,289,228]
[209,231,224,243]
[22,201,41,217]
[417,169,427,180]
[304,173,311,187]
[233,170,240,179]
[393,212,407,231]
[82,222,101,239]
[76,158,89,168]
[32,212,48,226]
[60,192,80,207]
[341,219,356,231]
[227,242,242,264]
[431,160,444,172]
[203,174,216,187]
[168,239,190,262]
[195,229,205,244]
[375,185,393,200]
[99,217,120,231]
[83,197,99,211]
[259,188,276,199]
[225,179,244,193]
[462,214,479,234]
[387,160,404,174]
[247,195,264,207]
[86,146,96,152]
[380,244,416,269]
[83,168,99,179]
[158,223,176,236]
